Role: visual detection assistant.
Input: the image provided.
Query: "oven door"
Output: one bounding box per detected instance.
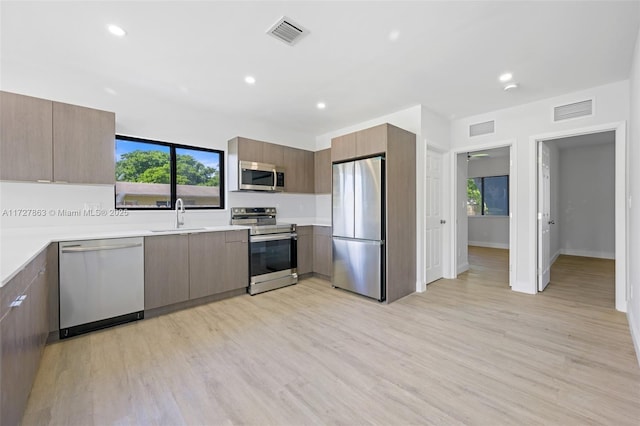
[249,233,297,288]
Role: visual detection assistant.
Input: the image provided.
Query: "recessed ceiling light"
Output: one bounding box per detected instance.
[316,102,326,110]
[504,83,519,91]
[389,30,400,41]
[107,24,126,37]
[499,72,512,82]
[244,76,256,85]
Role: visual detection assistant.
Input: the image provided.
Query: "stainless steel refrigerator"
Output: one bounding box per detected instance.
[332,156,385,301]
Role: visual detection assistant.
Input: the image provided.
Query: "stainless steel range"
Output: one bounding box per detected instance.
[231,207,297,295]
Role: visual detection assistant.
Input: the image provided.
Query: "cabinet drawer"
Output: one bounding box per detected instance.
[296,226,313,236]
[313,226,332,237]
[225,230,248,243]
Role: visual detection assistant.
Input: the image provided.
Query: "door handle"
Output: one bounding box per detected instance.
[548,220,555,225]
[440,220,446,224]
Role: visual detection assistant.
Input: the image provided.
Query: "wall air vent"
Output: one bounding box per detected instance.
[469,120,495,137]
[553,99,593,122]
[267,16,308,46]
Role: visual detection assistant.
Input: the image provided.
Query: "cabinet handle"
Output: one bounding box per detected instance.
[10,295,27,308]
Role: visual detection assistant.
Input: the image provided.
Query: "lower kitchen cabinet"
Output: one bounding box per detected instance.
[144,234,190,310]
[296,226,313,275]
[0,248,48,426]
[189,230,248,299]
[313,226,332,277]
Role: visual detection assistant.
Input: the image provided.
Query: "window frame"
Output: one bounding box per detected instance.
[467,174,509,217]
[115,134,225,210]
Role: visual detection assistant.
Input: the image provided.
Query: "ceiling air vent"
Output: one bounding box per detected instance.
[469,120,495,137]
[267,16,308,46]
[553,99,593,122]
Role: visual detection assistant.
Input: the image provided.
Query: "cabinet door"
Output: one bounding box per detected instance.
[313,226,333,277]
[283,147,314,193]
[262,142,284,167]
[223,231,249,292]
[144,234,189,310]
[356,124,387,157]
[188,231,226,299]
[52,102,115,184]
[236,137,264,162]
[331,132,356,162]
[0,91,53,181]
[296,226,313,275]
[0,256,48,426]
[314,148,332,194]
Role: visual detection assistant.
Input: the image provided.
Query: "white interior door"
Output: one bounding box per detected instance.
[426,150,444,284]
[538,142,551,291]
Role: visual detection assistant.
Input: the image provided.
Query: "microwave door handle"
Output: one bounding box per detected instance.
[272,169,277,191]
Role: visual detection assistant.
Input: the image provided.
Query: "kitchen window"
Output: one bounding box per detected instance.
[467,175,509,216]
[115,135,224,209]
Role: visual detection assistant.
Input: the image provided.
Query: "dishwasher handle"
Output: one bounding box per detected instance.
[61,242,143,253]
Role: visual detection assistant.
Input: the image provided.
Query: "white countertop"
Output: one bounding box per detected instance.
[0,224,250,287]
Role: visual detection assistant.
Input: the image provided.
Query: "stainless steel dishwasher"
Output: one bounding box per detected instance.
[59,237,144,339]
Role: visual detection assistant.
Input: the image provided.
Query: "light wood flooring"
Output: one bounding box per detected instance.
[23,248,640,425]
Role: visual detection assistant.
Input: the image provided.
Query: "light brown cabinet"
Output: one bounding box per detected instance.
[314,148,331,194]
[0,91,53,181]
[313,226,332,278]
[0,248,49,426]
[189,230,248,299]
[144,234,190,310]
[296,226,313,275]
[52,101,115,184]
[331,132,356,162]
[0,91,115,185]
[329,123,416,303]
[262,142,284,167]
[283,146,314,193]
[233,137,265,162]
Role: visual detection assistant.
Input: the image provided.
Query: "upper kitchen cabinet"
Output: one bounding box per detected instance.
[52,101,115,184]
[0,91,53,181]
[231,136,265,163]
[283,146,314,193]
[314,148,331,194]
[331,132,356,162]
[262,142,284,167]
[0,91,115,185]
[331,124,388,162]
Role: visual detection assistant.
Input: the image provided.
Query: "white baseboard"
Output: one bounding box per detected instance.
[560,248,615,260]
[628,308,640,367]
[468,241,509,250]
[457,262,469,275]
[551,250,561,265]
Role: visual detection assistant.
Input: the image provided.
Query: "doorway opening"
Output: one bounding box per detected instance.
[452,142,514,287]
[534,123,626,312]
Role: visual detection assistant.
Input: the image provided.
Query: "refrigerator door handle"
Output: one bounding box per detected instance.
[332,236,384,245]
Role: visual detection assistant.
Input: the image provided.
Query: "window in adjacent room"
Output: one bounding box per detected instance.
[115,135,224,209]
[467,175,509,216]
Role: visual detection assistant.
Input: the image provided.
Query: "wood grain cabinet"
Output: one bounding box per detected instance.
[314,148,331,194]
[0,91,53,181]
[189,230,248,299]
[144,234,190,310]
[296,226,313,275]
[313,226,333,278]
[283,146,314,193]
[331,132,356,162]
[0,91,115,184]
[52,101,115,184]
[0,249,49,426]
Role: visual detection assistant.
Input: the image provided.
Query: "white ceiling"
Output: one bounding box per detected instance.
[1,1,639,136]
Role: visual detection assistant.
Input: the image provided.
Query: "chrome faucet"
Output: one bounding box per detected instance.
[175,198,185,228]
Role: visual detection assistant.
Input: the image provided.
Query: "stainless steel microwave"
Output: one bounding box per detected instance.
[238,161,285,192]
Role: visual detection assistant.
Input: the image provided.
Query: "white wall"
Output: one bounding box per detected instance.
[451,80,629,295]
[558,143,615,259]
[467,156,510,249]
[627,27,640,364]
